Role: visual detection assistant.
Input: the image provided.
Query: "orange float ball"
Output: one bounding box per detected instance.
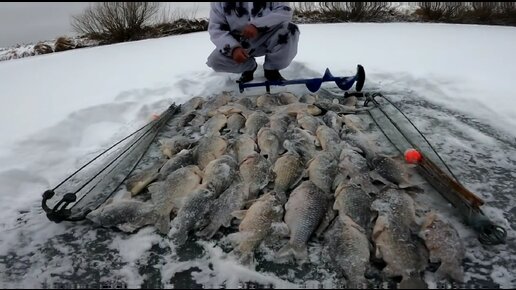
[404,148,422,164]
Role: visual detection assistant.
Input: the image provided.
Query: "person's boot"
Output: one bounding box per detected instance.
[264,69,286,82]
[237,64,257,83]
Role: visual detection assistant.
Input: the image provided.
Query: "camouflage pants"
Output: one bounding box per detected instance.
[207,22,300,73]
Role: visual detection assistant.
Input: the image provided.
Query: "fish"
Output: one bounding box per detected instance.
[257,127,284,163]
[299,93,318,104]
[200,92,231,115]
[271,151,304,202]
[324,215,371,288]
[193,135,228,169]
[148,165,203,234]
[177,111,205,131]
[419,212,465,282]
[168,187,217,246]
[228,191,284,265]
[322,111,343,134]
[338,141,378,191]
[225,113,246,137]
[297,112,325,135]
[276,103,322,116]
[181,96,205,112]
[368,155,419,189]
[243,111,269,138]
[86,196,159,233]
[333,182,374,233]
[342,96,358,107]
[315,125,342,157]
[277,92,298,105]
[283,127,319,162]
[157,149,195,179]
[278,181,330,262]
[230,134,257,163]
[313,100,367,114]
[371,189,428,286]
[307,151,339,194]
[197,180,247,239]
[257,94,282,111]
[159,135,195,158]
[201,113,227,136]
[125,161,164,196]
[213,103,252,118]
[239,152,272,200]
[201,154,238,195]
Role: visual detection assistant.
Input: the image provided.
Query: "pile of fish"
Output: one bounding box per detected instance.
[86,91,466,288]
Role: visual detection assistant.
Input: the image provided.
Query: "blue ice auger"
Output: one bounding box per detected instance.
[238,64,365,93]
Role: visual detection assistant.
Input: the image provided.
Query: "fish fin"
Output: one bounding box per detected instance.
[276,243,293,259]
[148,181,163,195]
[437,265,464,283]
[197,223,220,240]
[117,223,138,233]
[155,214,170,235]
[368,170,391,185]
[231,210,248,220]
[315,207,337,238]
[372,215,388,241]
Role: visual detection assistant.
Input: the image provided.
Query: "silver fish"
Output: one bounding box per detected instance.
[168,187,216,246]
[257,127,284,163]
[278,181,330,262]
[307,151,339,194]
[201,154,238,195]
[197,180,246,239]
[324,215,371,288]
[334,182,374,233]
[239,152,272,200]
[87,198,159,233]
[228,191,284,265]
[271,151,304,202]
[201,113,227,136]
[419,212,465,282]
[159,135,195,158]
[371,189,428,285]
[148,165,203,234]
[243,111,269,138]
[193,135,228,170]
[225,113,246,137]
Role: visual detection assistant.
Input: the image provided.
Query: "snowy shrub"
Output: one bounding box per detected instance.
[71,2,161,43]
[54,37,75,52]
[34,42,53,55]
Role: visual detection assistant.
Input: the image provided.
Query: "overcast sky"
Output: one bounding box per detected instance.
[0,2,210,48]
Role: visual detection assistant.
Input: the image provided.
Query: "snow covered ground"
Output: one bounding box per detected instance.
[0,23,515,288]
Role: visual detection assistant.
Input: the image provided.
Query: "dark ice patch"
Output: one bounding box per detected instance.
[282,6,292,12]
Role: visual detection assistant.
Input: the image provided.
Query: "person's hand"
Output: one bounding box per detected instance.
[242,24,258,39]
[232,47,249,64]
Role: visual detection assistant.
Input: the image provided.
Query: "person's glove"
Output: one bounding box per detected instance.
[242,24,258,39]
[232,47,249,64]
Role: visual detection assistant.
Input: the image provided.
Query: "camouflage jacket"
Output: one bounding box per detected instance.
[208,2,294,56]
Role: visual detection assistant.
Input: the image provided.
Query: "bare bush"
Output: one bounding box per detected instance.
[72,2,161,43]
[415,2,465,22]
[318,2,391,22]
